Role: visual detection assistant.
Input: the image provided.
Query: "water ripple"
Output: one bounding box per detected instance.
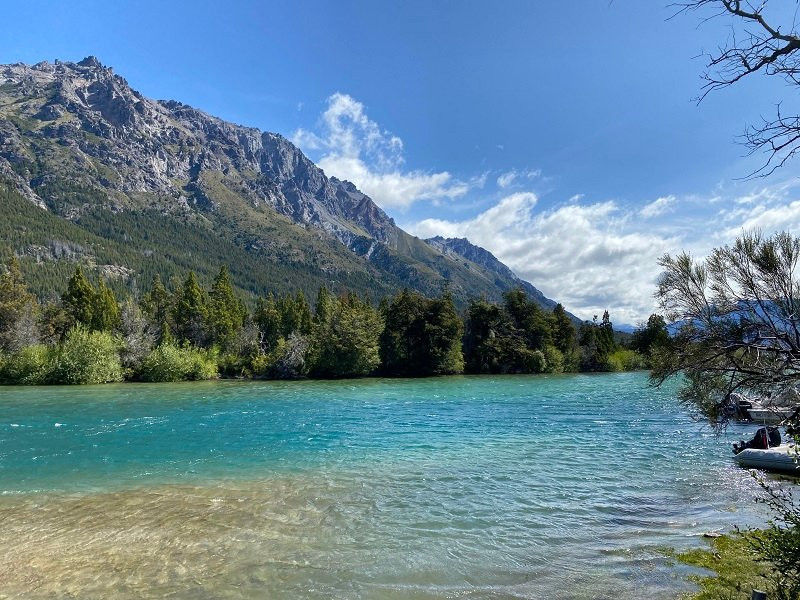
[0,373,792,598]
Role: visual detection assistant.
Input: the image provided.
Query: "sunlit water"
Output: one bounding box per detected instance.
[0,372,791,598]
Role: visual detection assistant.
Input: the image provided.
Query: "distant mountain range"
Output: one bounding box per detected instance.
[0,56,577,318]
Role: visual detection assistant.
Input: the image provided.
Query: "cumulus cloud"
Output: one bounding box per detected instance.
[409,179,800,324]
[410,193,676,325]
[292,93,472,209]
[639,195,676,218]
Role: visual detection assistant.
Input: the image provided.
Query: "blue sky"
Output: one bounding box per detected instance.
[2,1,799,323]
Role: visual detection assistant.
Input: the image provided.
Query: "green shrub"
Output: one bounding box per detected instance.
[0,345,51,385]
[47,326,123,384]
[543,345,564,374]
[605,348,647,372]
[250,334,310,379]
[530,349,547,373]
[137,343,218,382]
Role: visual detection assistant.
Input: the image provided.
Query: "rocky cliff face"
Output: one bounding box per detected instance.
[0,57,396,243]
[0,57,563,309]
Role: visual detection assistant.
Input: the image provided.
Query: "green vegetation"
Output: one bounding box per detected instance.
[138,343,218,382]
[0,252,650,384]
[46,326,123,384]
[654,231,800,599]
[0,326,122,385]
[677,533,772,600]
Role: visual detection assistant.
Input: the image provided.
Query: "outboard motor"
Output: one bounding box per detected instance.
[767,426,782,448]
[733,427,771,455]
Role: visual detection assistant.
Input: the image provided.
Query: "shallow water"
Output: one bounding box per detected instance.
[0,373,787,598]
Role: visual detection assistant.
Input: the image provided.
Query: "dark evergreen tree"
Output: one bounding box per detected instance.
[503,287,551,350]
[274,291,312,338]
[380,289,463,376]
[463,298,506,373]
[313,286,335,326]
[551,303,577,354]
[173,271,207,346]
[141,274,172,341]
[254,294,282,352]
[310,293,383,378]
[295,291,313,335]
[206,266,246,349]
[596,310,616,356]
[61,266,96,329]
[463,297,540,374]
[630,314,670,356]
[423,291,464,374]
[91,279,121,332]
[0,257,39,352]
[380,289,426,376]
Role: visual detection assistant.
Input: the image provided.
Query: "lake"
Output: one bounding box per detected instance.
[0,372,783,598]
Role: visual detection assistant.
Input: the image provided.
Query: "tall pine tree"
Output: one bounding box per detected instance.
[173,272,207,346]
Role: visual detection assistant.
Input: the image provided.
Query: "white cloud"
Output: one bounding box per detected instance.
[496,171,517,188]
[410,193,676,325]
[639,195,676,218]
[410,179,800,324]
[496,168,541,189]
[292,93,472,209]
[719,186,800,239]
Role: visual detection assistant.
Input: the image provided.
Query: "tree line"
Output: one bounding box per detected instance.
[0,258,665,384]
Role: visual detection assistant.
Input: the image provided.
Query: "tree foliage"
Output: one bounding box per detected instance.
[206,266,246,350]
[46,326,123,384]
[653,230,800,598]
[653,230,800,422]
[0,258,641,384]
[310,293,383,378]
[137,343,218,382]
[173,271,207,347]
[0,257,39,352]
[631,314,670,359]
[379,289,464,376]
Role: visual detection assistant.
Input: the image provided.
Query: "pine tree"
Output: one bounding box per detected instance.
[61,266,96,328]
[0,257,39,352]
[91,279,121,332]
[206,266,245,349]
[313,286,334,326]
[551,303,577,354]
[173,271,207,346]
[141,274,172,340]
[254,294,282,352]
[295,290,312,335]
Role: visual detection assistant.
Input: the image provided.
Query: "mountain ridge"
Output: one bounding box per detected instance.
[0,56,570,313]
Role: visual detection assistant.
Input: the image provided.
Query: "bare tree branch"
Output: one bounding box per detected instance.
[674,1,800,176]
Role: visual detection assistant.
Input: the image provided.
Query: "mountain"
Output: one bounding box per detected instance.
[0,56,565,310]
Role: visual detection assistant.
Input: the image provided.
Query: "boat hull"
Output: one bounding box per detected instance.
[734,445,799,474]
[746,407,795,424]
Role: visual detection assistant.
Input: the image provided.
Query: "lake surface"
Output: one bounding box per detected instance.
[0,372,787,598]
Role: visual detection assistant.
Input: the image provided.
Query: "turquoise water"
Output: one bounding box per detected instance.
[0,373,786,598]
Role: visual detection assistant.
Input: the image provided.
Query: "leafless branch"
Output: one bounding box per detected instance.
[674,1,800,176]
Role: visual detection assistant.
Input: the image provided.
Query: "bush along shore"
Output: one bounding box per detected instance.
[0,258,663,384]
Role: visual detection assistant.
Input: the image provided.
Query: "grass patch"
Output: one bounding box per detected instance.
[677,533,772,599]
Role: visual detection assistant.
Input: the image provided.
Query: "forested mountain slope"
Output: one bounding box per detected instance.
[0,57,564,308]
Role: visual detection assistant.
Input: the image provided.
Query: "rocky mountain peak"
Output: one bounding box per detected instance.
[0,57,568,311]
